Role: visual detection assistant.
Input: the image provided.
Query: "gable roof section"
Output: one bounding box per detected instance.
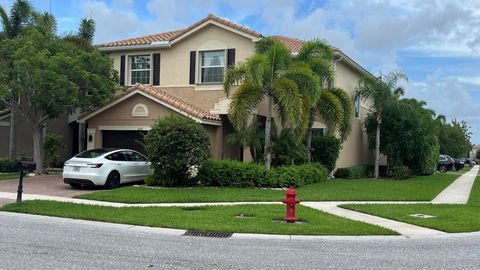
[98,13,261,50]
[78,84,221,125]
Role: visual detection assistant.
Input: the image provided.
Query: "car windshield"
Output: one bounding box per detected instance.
[75,148,117,158]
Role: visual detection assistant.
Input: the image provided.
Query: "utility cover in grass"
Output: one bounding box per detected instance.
[409,214,436,218]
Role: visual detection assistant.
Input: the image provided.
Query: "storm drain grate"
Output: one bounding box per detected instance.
[184,230,233,238]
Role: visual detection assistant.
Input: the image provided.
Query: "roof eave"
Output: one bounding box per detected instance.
[334,50,372,77]
[98,43,171,52]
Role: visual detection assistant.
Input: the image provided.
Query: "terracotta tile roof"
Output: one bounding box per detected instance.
[270,35,340,53]
[99,29,184,48]
[98,13,261,48]
[80,84,221,122]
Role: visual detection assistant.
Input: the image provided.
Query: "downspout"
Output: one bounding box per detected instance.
[332,55,343,88]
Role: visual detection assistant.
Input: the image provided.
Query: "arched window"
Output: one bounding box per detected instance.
[131,103,149,117]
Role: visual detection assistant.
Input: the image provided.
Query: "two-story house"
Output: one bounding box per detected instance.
[1,13,373,168]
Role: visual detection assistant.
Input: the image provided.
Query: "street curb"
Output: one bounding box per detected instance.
[3,211,480,241]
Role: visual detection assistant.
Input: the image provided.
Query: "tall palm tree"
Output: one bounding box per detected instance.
[297,39,353,162]
[0,0,32,161]
[224,38,319,169]
[356,69,408,178]
[63,17,96,51]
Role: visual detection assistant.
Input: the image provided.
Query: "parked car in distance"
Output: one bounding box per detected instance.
[453,158,465,171]
[63,148,153,189]
[438,155,454,173]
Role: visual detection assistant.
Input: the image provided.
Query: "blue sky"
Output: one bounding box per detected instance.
[3,0,480,143]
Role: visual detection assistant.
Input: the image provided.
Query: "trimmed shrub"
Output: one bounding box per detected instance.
[269,163,328,187]
[144,115,210,186]
[334,165,371,179]
[392,165,411,180]
[44,133,65,168]
[0,158,18,172]
[194,160,328,188]
[311,135,341,171]
[194,160,269,187]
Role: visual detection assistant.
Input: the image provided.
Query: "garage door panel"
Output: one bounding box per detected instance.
[102,131,146,154]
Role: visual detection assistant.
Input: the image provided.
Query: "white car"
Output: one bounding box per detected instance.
[63,148,153,189]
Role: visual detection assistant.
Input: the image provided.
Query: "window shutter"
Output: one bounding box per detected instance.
[153,53,160,86]
[120,55,126,86]
[227,48,235,67]
[189,51,196,84]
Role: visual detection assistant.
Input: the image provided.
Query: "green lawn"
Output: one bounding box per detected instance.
[340,175,480,233]
[0,173,19,180]
[0,200,396,235]
[75,172,462,203]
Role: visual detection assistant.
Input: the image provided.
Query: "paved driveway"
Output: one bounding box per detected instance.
[0,174,99,198]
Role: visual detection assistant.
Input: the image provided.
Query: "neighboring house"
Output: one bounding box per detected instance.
[1,13,374,168]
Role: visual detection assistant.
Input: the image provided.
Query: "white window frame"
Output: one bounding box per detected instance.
[129,54,152,86]
[354,95,361,119]
[198,50,226,84]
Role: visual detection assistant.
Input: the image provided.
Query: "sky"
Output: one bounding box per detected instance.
[3,0,480,143]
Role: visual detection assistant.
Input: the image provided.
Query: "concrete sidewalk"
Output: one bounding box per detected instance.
[303,202,445,237]
[432,165,479,204]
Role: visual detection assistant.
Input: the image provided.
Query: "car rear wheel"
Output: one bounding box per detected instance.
[105,171,120,189]
[439,166,447,173]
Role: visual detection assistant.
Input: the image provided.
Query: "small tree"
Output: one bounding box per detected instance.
[0,29,118,174]
[144,115,211,186]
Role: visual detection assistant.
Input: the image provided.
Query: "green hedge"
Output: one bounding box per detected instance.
[391,165,411,180]
[311,135,341,171]
[194,160,269,187]
[334,165,372,179]
[0,158,18,173]
[193,160,328,188]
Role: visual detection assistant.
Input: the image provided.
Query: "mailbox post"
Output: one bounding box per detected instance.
[16,161,36,204]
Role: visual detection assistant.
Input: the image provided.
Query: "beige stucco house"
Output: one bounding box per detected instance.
[1,13,373,168]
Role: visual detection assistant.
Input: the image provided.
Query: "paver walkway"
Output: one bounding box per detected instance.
[432,165,479,204]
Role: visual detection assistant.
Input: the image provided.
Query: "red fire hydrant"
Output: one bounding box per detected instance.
[282,187,300,223]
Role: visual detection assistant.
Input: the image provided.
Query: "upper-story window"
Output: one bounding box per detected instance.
[130,55,151,85]
[200,50,225,83]
[354,95,360,119]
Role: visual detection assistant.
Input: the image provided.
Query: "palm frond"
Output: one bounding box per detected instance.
[271,77,304,129]
[228,83,264,130]
[316,89,344,135]
[223,62,247,97]
[284,61,321,105]
[254,37,277,54]
[10,0,32,37]
[0,6,11,38]
[297,38,334,62]
[330,87,353,142]
[32,11,57,34]
[245,54,269,87]
[307,57,334,88]
[79,18,95,43]
[382,68,408,89]
[266,42,291,75]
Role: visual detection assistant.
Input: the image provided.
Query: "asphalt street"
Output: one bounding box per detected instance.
[1,212,479,270]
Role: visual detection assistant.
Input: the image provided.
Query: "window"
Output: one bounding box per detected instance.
[105,151,127,161]
[200,50,225,83]
[354,95,360,118]
[130,55,151,85]
[75,148,117,158]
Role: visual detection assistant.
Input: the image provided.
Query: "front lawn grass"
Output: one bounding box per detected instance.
[75,172,461,203]
[0,173,19,180]
[0,200,396,235]
[340,176,480,233]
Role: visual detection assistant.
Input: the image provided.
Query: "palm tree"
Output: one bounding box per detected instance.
[224,38,319,169]
[297,40,353,162]
[356,69,408,178]
[0,0,32,161]
[225,118,264,162]
[63,17,96,51]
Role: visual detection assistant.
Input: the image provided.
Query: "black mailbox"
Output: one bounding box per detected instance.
[17,161,36,171]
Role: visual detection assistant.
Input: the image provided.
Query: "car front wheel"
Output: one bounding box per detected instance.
[105,171,120,189]
[439,166,447,173]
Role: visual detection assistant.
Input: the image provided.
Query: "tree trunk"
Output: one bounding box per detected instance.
[9,110,16,160]
[374,117,381,179]
[264,94,272,169]
[306,129,313,163]
[32,125,45,175]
